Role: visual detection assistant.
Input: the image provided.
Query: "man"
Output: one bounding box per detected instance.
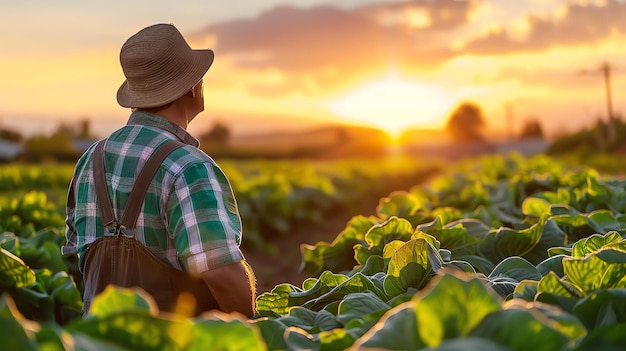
[63,23,256,317]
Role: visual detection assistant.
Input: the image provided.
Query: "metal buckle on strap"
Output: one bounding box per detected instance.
[104,220,119,237]
[118,225,136,238]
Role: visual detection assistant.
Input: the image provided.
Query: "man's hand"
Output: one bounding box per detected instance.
[199,260,257,318]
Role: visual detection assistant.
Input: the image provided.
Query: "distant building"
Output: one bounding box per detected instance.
[72,138,98,154]
[0,139,24,161]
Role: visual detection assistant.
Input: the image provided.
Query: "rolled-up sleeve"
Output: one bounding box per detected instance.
[62,176,78,255]
[167,161,244,274]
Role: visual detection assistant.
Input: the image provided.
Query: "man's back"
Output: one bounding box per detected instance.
[66,110,244,275]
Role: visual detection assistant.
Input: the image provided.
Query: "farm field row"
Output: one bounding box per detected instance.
[1,153,625,349]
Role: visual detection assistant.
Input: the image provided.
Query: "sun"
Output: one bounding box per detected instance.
[326,76,453,137]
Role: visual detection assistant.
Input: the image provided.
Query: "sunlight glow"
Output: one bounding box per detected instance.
[326,76,453,137]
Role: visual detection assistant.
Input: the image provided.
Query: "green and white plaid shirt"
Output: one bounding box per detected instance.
[64,110,244,274]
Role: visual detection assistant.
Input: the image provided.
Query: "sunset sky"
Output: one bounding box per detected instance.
[2,0,625,140]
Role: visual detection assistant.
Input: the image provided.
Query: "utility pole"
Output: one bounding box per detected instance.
[601,62,615,124]
[582,61,618,144]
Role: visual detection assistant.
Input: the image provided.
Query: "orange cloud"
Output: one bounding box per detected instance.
[463,0,626,54]
[192,1,472,96]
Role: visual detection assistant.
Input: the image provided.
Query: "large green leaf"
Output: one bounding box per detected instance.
[355,255,386,276]
[536,255,566,277]
[471,309,570,351]
[430,207,463,225]
[489,256,542,282]
[87,286,156,317]
[453,254,495,275]
[9,283,54,322]
[531,188,572,209]
[479,221,543,264]
[0,295,38,351]
[253,318,287,350]
[420,224,481,257]
[302,273,387,311]
[376,191,430,221]
[0,232,19,255]
[564,248,626,293]
[351,302,425,350]
[336,291,390,327]
[365,217,414,255]
[415,216,444,233]
[538,271,583,298]
[355,273,505,350]
[190,313,267,351]
[383,239,436,297]
[522,219,566,265]
[275,307,339,333]
[316,327,359,351]
[512,300,586,341]
[68,309,193,351]
[256,283,306,317]
[535,272,582,312]
[0,248,36,289]
[571,231,624,258]
[19,230,68,273]
[573,289,626,330]
[414,273,502,347]
[513,280,538,302]
[573,323,626,351]
[587,211,626,234]
[283,326,318,351]
[550,209,597,242]
[522,197,551,218]
[487,256,541,298]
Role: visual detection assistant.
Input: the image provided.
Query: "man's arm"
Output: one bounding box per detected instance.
[62,176,78,255]
[199,260,257,318]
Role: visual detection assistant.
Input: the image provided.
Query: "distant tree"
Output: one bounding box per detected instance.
[445,102,485,143]
[0,128,23,142]
[201,122,231,145]
[518,118,544,140]
[25,133,79,162]
[55,122,76,138]
[78,118,92,138]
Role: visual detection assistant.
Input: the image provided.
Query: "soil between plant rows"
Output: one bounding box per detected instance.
[241,168,439,294]
[242,200,379,295]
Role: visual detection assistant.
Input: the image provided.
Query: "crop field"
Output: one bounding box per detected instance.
[1,153,626,350]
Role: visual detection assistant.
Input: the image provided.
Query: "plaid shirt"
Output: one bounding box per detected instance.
[63,111,244,274]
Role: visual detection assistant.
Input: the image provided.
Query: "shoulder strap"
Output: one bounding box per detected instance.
[93,140,116,228]
[92,139,185,231]
[120,140,185,229]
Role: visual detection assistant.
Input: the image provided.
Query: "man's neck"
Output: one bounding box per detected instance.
[138,103,190,130]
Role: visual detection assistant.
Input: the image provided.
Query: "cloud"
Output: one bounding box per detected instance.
[463,0,626,54]
[193,1,473,96]
[358,0,470,31]
[193,0,624,97]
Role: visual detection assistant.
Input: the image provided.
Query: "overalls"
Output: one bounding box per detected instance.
[81,139,218,316]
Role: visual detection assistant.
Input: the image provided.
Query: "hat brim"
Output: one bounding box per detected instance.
[117,49,214,108]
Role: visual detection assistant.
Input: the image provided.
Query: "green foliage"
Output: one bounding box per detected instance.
[220,157,439,250]
[4,154,626,349]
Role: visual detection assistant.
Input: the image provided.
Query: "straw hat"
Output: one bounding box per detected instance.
[116,23,214,108]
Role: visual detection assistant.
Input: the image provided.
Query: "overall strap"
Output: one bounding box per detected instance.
[92,139,185,232]
[93,140,115,228]
[120,140,184,229]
